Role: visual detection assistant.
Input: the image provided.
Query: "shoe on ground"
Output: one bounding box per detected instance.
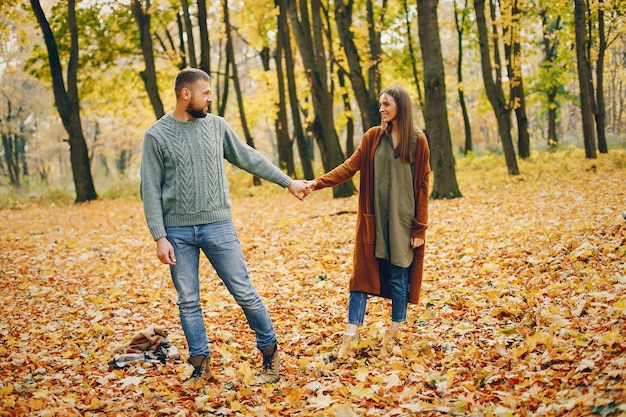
[185,355,214,387]
[380,330,400,358]
[258,343,281,383]
[337,334,356,359]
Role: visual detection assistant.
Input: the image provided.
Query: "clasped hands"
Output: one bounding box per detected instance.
[287,179,317,201]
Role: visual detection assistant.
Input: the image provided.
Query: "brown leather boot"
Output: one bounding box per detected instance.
[185,355,214,386]
[258,343,281,383]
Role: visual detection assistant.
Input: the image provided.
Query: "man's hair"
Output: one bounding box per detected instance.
[174,68,211,98]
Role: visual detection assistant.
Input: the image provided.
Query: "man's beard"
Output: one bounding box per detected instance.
[186,103,208,119]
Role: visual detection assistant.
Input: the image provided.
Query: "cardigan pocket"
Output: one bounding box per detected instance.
[361,214,375,245]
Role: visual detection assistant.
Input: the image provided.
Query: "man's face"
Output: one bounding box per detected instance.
[185,79,213,119]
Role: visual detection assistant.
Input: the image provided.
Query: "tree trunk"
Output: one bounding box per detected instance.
[338,68,355,156]
[30,0,98,202]
[366,0,384,103]
[574,0,597,159]
[273,18,296,177]
[287,0,355,198]
[453,0,472,155]
[217,36,230,118]
[417,0,461,199]
[176,13,187,69]
[223,0,261,185]
[540,11,560,150]
[403,0,424,121]
[197,1,211,74]
[334,0,381,130]
[181,0,197,68]
[2,99,20,186]
[474,0,519,175]
[2,134,19,186]
[130,0,165,120]
[277,0,314,180]
[503,0,530,158]
[595,0,607,153]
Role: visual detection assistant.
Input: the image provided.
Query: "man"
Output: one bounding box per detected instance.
[140,68,309,385]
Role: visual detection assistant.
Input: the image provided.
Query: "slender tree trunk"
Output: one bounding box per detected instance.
[540,12,560,150]
[574,0,597,159]
[131,0,165,119]
[403,0,424,121]
[273,15,296,177]
[595,0,607,153]
[1,100,19,186]
[277,0,314,180]
[2,134,19,186]
[338,68,355,156]
[453,0,472,155]
[287,0,355,198]
[217,37,230,117]
[223,0,261,185]
[176,14,187,69]
[181,0,197,68]
[417,0,461,199]
[197,0,211,110]
[334,0,381,130]
[30,0,98,202]
[474,0,519,175]
[366,0,384,103]
[503,0,530,158]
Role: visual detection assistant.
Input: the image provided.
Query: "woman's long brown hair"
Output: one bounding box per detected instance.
[380,86,417,164]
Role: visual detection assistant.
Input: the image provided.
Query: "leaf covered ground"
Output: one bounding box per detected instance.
[1,150,625,417]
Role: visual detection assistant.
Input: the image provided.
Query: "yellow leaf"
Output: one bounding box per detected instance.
[348,382,373,398]
[601,330,621,346]
[285,387,303,406]
[230,400,242,412]
[0,386,13,396]
[28,398,45,411]
[613,298,626,313]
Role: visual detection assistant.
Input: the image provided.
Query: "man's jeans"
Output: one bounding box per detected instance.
[166,221,276,358]
[347,263,410,325]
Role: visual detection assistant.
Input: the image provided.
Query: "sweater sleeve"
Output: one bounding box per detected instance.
[140,132,167,241]
[221,119,292,188]
[313,131,369,190]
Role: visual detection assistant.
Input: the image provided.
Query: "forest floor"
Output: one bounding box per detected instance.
[1,149,625,417]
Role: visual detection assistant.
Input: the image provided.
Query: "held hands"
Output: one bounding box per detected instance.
[288,179,318,201]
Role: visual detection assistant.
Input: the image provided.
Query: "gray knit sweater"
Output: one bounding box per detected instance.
[140,113,292,241]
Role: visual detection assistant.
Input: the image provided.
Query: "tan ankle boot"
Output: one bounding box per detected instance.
[337,334,355,359]
[380,330,398,358]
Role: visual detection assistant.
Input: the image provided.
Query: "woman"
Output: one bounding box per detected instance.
[307,86,430,358]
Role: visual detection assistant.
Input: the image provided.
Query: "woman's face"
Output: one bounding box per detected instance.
[379,93,398,124]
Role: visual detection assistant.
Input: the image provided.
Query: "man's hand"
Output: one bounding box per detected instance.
[156,237,176,265]
[288,180,311,201]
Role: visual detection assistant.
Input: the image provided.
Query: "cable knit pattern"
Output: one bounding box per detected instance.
[141,113,292,241]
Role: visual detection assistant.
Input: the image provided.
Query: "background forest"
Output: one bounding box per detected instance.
[0,0,624,204]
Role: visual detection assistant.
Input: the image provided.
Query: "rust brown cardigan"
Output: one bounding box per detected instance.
[313,126,430,304]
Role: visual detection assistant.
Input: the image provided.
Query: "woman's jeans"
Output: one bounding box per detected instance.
[348,263,410,325]
[166,221,276,358]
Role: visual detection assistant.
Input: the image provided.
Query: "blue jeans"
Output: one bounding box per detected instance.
[348,263,410,325]
[166,221,276,358]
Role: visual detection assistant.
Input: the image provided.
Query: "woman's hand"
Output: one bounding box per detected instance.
[410,237,424,249]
